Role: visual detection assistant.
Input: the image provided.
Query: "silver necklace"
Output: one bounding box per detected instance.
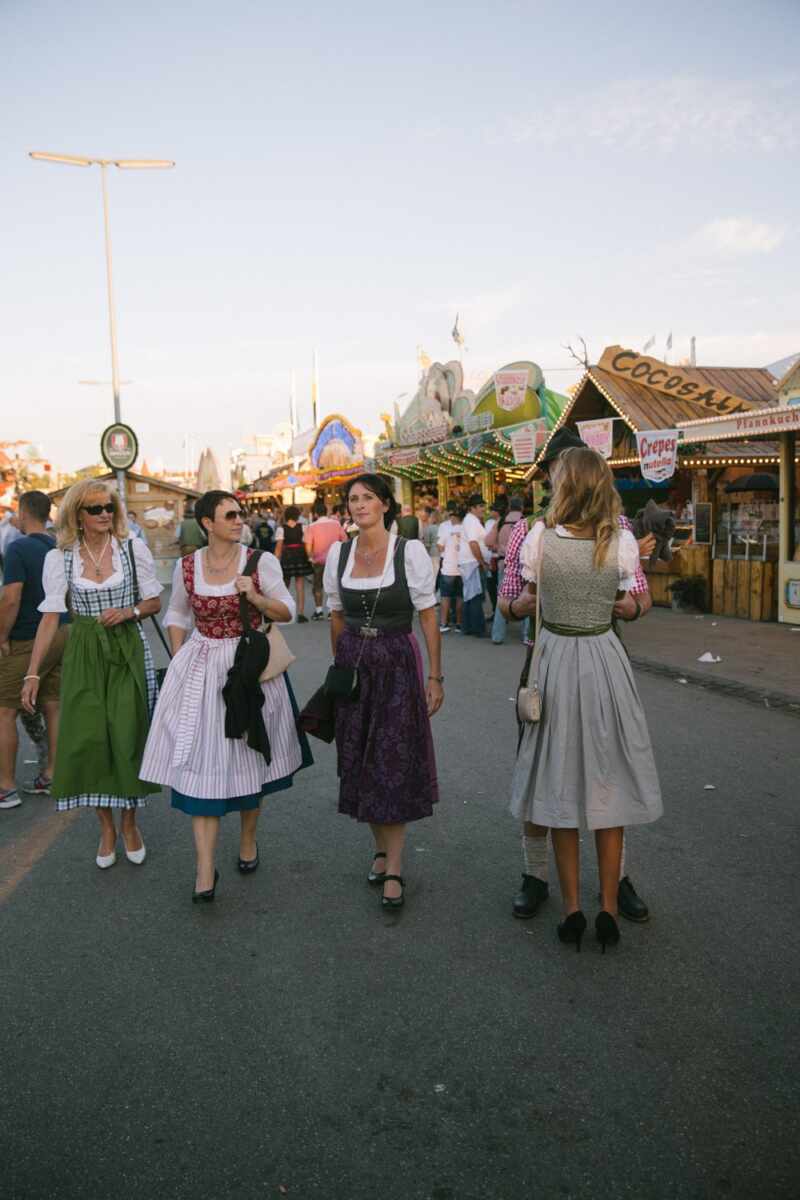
[205,545,239,574]
[81,535,111,579]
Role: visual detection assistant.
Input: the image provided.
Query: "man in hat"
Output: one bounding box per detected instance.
[497,426,654,924]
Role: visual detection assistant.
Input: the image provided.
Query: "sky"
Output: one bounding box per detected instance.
[2,0,799,474]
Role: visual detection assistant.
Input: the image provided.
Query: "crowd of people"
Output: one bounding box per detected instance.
[0,433,663,952]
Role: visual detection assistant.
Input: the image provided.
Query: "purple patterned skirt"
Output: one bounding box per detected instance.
[334,629,439,824]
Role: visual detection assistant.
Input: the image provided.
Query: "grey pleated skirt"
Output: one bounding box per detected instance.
[510,628,662,830]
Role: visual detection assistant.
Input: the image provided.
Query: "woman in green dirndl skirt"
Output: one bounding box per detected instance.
[21,481,162,870]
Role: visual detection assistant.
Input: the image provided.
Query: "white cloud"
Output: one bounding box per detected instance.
[492,76,799,153]
[691,217,786,256]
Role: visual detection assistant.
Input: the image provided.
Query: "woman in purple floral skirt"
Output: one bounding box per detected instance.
[323,474,444,909]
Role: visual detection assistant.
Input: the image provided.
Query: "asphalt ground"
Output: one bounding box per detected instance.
[1,613,798,1200]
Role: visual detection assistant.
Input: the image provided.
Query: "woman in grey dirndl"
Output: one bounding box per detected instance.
[510,448,662,953]
[21,480,162,869]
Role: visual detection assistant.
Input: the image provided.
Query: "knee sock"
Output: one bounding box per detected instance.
[522,834,548,883]
[619,832,626,881]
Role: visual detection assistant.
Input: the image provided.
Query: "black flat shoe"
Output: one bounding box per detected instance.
[595,910,621,954]
[618,876,649,923]
[192,869,219,903]
[513,874,549,919]
[368,850,387,885]
[238,843,259,874]
[381,874,405,910]
[557,910,587,952]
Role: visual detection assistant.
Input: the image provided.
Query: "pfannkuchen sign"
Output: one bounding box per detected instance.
[636,430,679,483]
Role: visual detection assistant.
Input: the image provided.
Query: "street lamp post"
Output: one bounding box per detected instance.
[29,151,174,509]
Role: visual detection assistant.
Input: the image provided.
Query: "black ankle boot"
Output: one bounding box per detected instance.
[618,876,649,923]
[513,874,549,919]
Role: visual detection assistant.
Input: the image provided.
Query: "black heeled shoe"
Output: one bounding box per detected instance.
[238,843,259,874]
[381,874,405,910]
[557,910,587,952]
[595,911,620,954]
[368,850,387,885]
[192,869,219,903]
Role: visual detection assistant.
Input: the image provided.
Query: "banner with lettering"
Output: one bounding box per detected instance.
[577,417,614,459]
[636,430,679,483]
[494,369,529,413]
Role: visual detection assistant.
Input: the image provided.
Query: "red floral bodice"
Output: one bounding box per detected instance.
[182,551,263,639]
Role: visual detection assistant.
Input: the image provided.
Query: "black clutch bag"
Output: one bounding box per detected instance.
[323,664,360,701]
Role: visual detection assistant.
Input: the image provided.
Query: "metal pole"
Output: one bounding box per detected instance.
[100,163,127,510]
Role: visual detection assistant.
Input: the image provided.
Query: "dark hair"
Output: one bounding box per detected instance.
[446,500,458,513]
[312,498,327,518]
[19,490,51,524]
[424,506,433,516]
[284,505,300,522]
[453,504,467,520]
[344,473,399,530]
[195,490,239,537]
[509,495,524,512]
[468,493,485,509]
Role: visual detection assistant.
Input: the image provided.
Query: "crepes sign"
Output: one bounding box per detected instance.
[599,346,757,417]
[636,430,679,483]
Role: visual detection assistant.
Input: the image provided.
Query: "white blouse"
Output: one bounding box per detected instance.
[164,547,296,630]
[324,532,436,613]
[520,521,640,593]
[39,538,163,613]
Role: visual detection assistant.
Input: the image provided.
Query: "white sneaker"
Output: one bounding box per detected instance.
[439,625,450,633]
[0,788,22,809]
[96,849,117,869]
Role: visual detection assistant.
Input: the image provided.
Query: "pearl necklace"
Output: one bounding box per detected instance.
[81,535,111,579]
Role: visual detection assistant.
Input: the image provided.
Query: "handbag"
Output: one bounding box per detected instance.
[237,552,296,682]
[296,683,336,743]
[127,540,172,688]
[321,548,390,702]
[516,569,542,725]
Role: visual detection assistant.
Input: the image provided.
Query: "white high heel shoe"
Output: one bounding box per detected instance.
[122,834,146,865]
[96,847,117,869]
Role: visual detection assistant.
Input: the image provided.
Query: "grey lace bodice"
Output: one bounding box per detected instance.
[539,529,620,628]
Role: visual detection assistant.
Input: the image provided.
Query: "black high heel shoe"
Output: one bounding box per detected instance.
[192,869,219,904]
[238,843,259,874]
[368,850,387,885]
[557,910,587,952]
[381,874,405,910]
[595,911,620,954]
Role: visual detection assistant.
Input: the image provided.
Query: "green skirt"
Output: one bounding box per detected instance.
[52,616,153,805]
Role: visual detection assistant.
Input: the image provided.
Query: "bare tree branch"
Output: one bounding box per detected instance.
[562,337,590,368]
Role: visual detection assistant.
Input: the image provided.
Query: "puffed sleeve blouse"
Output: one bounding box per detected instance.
[323,532,436,613]
[39,537,163,612]
[164,547,297,630]
[520,521,640,592]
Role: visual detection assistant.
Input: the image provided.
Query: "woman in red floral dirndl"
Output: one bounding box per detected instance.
[140,491,311,902]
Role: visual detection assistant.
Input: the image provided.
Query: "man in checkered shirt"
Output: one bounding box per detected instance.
[497,428,654,924]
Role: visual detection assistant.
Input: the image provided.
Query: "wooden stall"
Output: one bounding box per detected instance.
[531,346,788,620]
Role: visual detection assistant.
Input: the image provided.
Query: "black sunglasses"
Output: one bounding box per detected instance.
[82,503,115,516]
[219,509,242,521]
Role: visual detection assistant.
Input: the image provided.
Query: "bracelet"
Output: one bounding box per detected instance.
[630,598,642,622]
[428,674,444,683]
[508,598,519,621]
[23,674,40,681]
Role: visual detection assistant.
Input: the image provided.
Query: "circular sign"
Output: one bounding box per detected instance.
[100,423,138,471]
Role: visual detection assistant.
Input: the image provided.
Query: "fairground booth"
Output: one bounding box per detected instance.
[374,358,568,506]
[247,414,367,507]
[531,346,800,624]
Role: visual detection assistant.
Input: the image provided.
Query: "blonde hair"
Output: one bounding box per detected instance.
[546,447,621,568]
[56,480,128,549]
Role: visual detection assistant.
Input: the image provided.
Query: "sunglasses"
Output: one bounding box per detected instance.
[220,510,242,521]
[82,503,115,516]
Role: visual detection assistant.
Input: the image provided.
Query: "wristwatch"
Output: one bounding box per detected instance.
[132,605,142,622]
